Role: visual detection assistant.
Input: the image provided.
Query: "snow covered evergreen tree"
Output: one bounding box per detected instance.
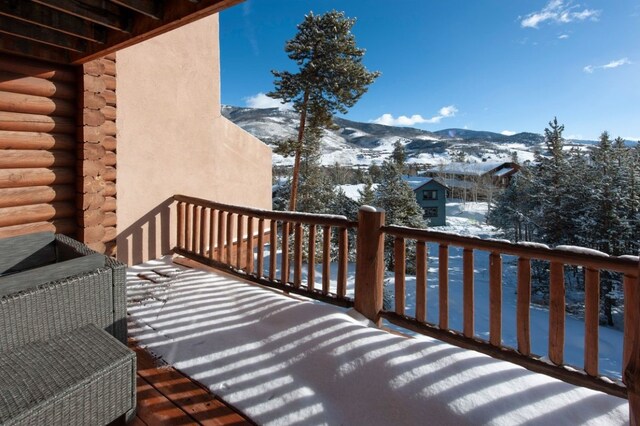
[375,158,426,269]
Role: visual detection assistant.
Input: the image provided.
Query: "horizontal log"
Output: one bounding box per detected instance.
[0,167,75,188]
[86,241,106,253]
[104,181,116,197]
[104,151,116,166]
[79,209,105,227]
[82,109,105,127]
[77,159,106,177]
[383,225,639,276]
[83,74,106,93]
[0,201,75,227]
[102,136,116,152]
[104,53,116,62]
[174,194,357,228]
[101,120,116,136]
[103,226,117,242]
[0,219,76,239]
[77,192,105,210]
[83,60,106,77]
[0,90,76,117]
[0,56,76,83]
[83,92,107,110]
[80,224,106,244]
[0,71,76,99]
[77,175,106,194]
[103,90,116,106]
[103,75,116,91]
[0,150,76,169]
[103,166,116,182]
[0,111,76,134]
[82,126,105,143]
[102,196,116,212]
[0,131,75,150]
[104,211,117,227]
[101,106,116,121]
[0,185,75,208]
[78,143,106,161]
[100,59,116,76]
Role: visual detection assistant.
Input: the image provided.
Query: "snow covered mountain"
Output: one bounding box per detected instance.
[221,105,594,167]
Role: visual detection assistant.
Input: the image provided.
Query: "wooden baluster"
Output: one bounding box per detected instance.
[439,244,449,329]
[246,217,254,274]
[624,260,640,426]
[281,221,290,283]
[193,205,200,254]
[294,222,302,288]
[199,207,207,257]
[624,272,639,379]
[394,237,406,315]
[256,218,265,278]
[322,226,331,295]
[308,224,316,291]
[209,209,216,260]
[177,201,185,249]
[584,267,600,376]
[337,227,348,298]
[416,241,427,322]
[226,212,233,266]
[517,257,531,355]
[236,214,244,269]
[549,261,565,365]
[185,204,192,252]
[489,252,502,346]
[463,248,474,338]
[269,220,277,281]
[216,210,225,263]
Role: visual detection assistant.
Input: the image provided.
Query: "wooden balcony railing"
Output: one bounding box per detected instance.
[174,195,357,307]
[173,197,640,421]
[381,224,639,400]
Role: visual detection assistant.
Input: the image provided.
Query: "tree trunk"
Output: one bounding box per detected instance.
[288,89,310,212]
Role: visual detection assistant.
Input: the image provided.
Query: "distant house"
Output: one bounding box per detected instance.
[425,161,520,201]
[402,176,448,226]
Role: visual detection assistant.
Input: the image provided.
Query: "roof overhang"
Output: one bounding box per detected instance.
[0,0,244,65]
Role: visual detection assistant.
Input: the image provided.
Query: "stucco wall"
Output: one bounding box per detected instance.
[116,14,272,265]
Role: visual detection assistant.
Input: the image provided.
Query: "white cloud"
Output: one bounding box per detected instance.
[558,34,570,39]
[501,130,516,136]
[245,93,292,110]
[371,106,458,127]
[583,58,631,73]
[521,1,600,28]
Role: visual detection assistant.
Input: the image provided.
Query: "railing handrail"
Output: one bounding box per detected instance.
[175,195,358,228]
[383,224,639,275]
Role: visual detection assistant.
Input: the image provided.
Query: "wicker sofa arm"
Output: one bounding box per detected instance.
[54,234,128,344]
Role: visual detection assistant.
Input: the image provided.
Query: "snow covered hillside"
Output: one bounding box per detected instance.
[222,105,597,167]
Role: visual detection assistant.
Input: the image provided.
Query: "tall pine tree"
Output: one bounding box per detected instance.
[268,11,380,211]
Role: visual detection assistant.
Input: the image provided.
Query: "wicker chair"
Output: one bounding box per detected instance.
[0,232,135,424]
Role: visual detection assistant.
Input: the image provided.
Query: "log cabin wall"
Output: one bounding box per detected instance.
[79,54,117,255]
[0,55,78,239]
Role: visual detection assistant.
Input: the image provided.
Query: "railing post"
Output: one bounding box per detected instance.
[624,258,640,426]
[355,206,385,326]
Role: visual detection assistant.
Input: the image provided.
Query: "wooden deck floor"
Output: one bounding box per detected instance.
[128,344,254,426]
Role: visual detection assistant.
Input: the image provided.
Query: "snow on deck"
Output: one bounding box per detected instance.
[127,257,627,426]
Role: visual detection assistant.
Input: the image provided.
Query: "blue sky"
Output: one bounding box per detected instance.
[219,0,639,140]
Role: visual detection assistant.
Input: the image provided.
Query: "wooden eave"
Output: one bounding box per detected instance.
[0,0,244,65]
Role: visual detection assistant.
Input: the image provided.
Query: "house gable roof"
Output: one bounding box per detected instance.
[401,175,448,192]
